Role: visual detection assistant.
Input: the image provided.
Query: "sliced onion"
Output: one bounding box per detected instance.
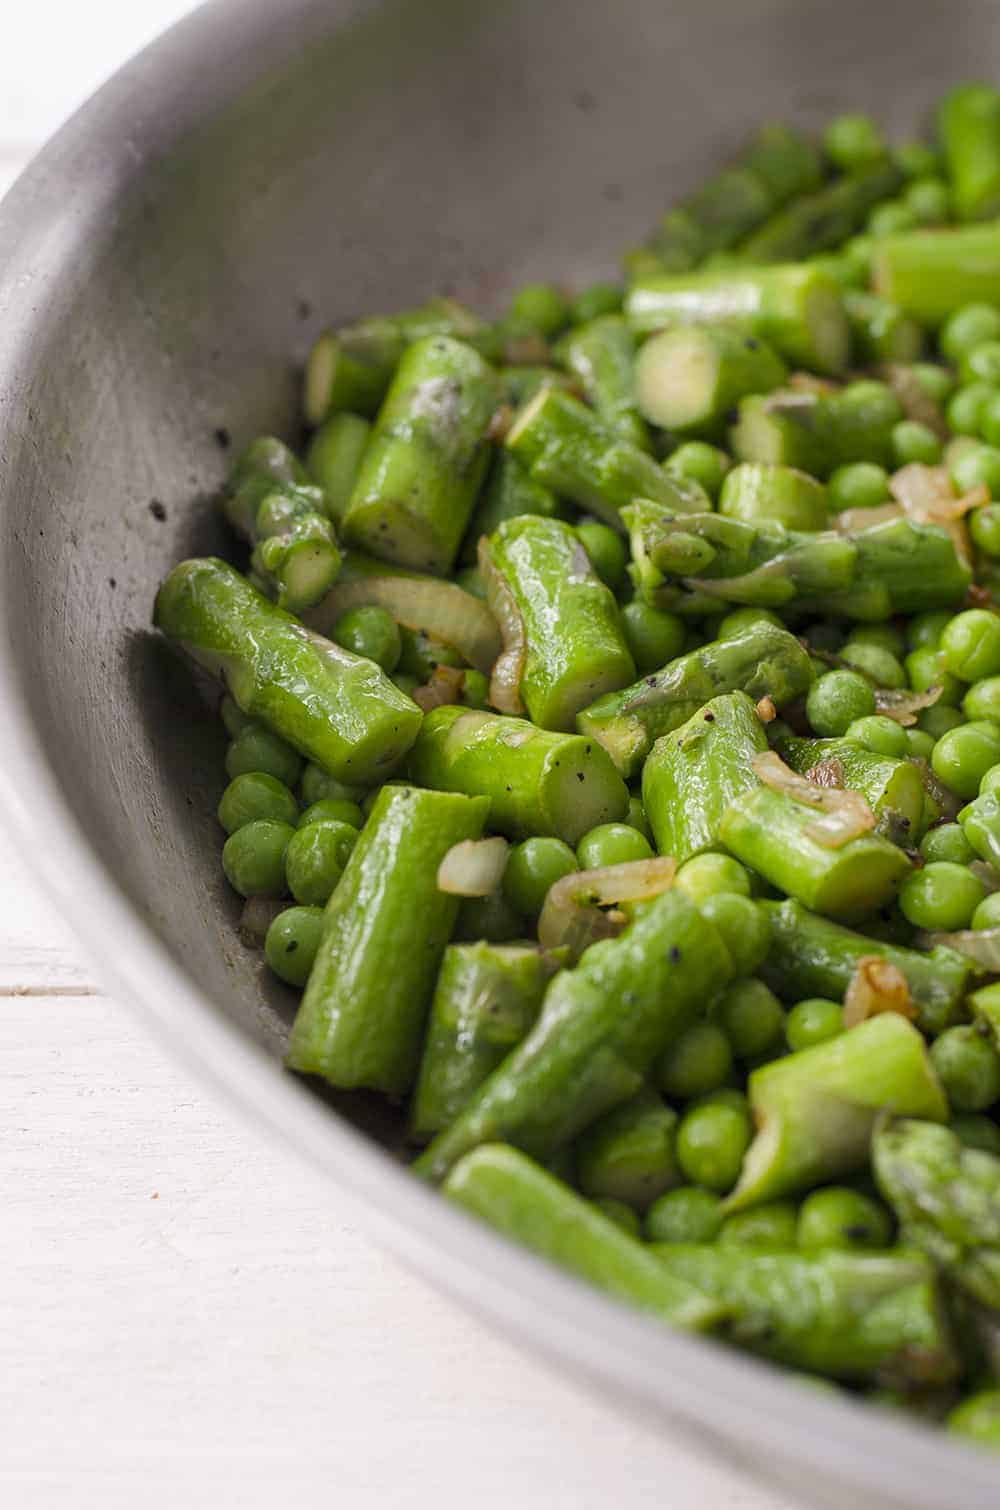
[843,956,917,1028]
[881,364,949,439]
[834,503,903,532]
[890,462,988,524]
[804,757,846,789]
[752,750,876,848]
[907,755,961,820]
[756,695,777,723]
[437,837,510,897]
[305,571,501,674]
[538,857,677,960]
[479,537,527,716]
[788,371,840,395]
[238,897,287,947]
[917,926,1000,970]
[413,663,466,712]
[873,686,942,726]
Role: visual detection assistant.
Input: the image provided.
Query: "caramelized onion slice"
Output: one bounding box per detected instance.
[538,857,677,961]
[437,836,510,897]
[752,750,876,848]
[843,956,917,1028]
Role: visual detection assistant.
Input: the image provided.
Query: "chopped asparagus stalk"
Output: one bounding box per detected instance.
[844,290,924,366]
[872,222,1000,325]
[462,451,563,560]
[778,736,926,843]
[726,1015,947,1209]
[305,412,371,524]
[554,315,652,451]
[731,383,903,474]
[444,1145,724,1331]
[737,160,903,263]
[634,324,787,438]
[873,1118,1000,1311]
[938,83,1000,222]
[718,462,828,530]
[245,485,343,613]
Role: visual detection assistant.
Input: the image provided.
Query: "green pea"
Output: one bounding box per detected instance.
[920,822,976,865]
[284,819,358,907]
[675,1101,752,1193]
[785,997,844,1053]
[699,893,770,978]
[904,727,936,761]
[930,1024,1000,1110]
[981,762,1000,794]
[899,860,986,930]
[963,676,1000,725]
[625,794,653,842]
[823,113,885,170]
[299,762,365,807]
[333,604,402,673]
[454,890,524,943]
[839,379,903,432]
[978,391,1000,447]
[460,669,490,708]
[644,1186,722,1243]
[906,609,952,651]
[264,905,325,989]
[221,819,295,898]
[806,669,876,737]
[665,440,731,500]
[961,339,1000,387]
[970,502,1000,556]
[397,626,464,679]
[932,719,1000,797]
[692,1087,749,1115]
[844,714,908,757]
[590,1197,642,1237]
[890,419,942,467]
[797,1186,893,1250]
[675,853,752,904]
[940,609,1000,682]
[917,703,964,740]
[849,623,906,658]
[894,142,942,180]
[971,891,1000,930]
[941,303,1000,364]
[949,441,1000,497]
[843,235,873,279]
[570,282,624,324]
[225,726,303,788]
[217,772,299,835]
[657,1022,733,1100]
[904,647,965,706]
[840,641,906,690]
[576,520,628,591]
[867,200,918,237]
[220,693,254,739]
[716,977,785,1059]
[298,796,364,830]
[951,1112,1000,1154]
[502,836,577,917]
[576,822,653,870]
[718,1202,799,1249]
[509,281,569,337]
[716,607,784,641]
[946,381,997,436]
[909,363,956,403]
[620,600,686,674]
[903,176,951,224]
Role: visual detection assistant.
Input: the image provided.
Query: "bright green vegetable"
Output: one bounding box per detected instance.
[657,1022,733,1101]
[873,222,1000,324]
[645,1186,723,1243]
[221,819,295,899]
[305,412,371,523]
[333,603,402,674]
[718,463,827,530]
[938,83,1000,222]
[731,381,902,474]
[620,601,686,675]
[717,978,786,1060]
[929,1024,1000,1111]
[699,894,771,977]
[225,725,304,788]
[845,291,924,366]
[463,451,562,555]
[299,797,364,830]
[264,905,325,988]
[444,1145,723,1330]
[675,1099,752,1193]
[509,282,569,337]
[408,706,627,845]
[155,559,422,787]
[718,1202,799,1249]
[217,772,299,835]
[502,837,578,917]
[634,324,786,437]
[899,861,986,931]
[948,1390,1000,1449]
[664,440,731,499]
[576,823,653,870]
[574,1088,681,1208]
[675,853,753,903]
[410,942,549,1141]
[739,161,904,266]
[920,822,976,865]
[959,787,1000,866]
[824,115,886,172]
[785,997,844,1053]
[796,1186,893,1250]
[827,461,890,513]
[778,734,926,839]
[287,785,488,1095]
[556,315,651,450]
[932,720,1000,799]
[576,520,629,592]
[284,818,358,906]
[844,714,909,758]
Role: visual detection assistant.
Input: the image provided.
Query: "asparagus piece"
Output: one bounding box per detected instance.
[642,691,767,862]
[554,315,652,451]
[743,123,824,206]
[303,297,493,424]
[480,516,635,731]
[305,413,371,524]
[573,1087,681,1209]
[719,784,912,920]
[778,735,927,841]
[731,383,902,475]
[959,789,1000,869]
[286,785,488,1095]
[969,981,1000,1051]
[153,559,422,786]
[415,890,733,1182]
[873,1118,1000,1311]
[498,366,576,408]
[650,1244,956,1385]
[844,291,924,366]
[407,705,628,844]
[938,83,1000,222]
[577,620,813,779]
[760,897,973,1038]
[245,485,343,613]
[625,505,971,620]
[625,264,850,375]
[872,222,1000,325]
[342,335,499,574]
[737,160,903,263]
[228,435,309,495]
[634,325,786,437]
[444,1145,724,1331]
[462,451,562,561]
[410,942,549,1142]
[726,1015,948,1210]
[718,462,828,530]
[505,386,709,529]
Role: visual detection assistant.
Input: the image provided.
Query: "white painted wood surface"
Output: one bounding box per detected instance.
[0,7,798,1506]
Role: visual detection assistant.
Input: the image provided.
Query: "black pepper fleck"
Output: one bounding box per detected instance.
[149,499,167,522]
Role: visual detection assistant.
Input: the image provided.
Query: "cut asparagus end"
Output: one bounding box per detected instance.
[880,762,926,839]
[303,332,338,427]
[505,383,550,454]
[635,327,721,431]
[809,839,912,920]
[576,706,649,777]
[281,540,342,613]
[804,278,851,375]
[344,497,455,576]
[542,738,629,846]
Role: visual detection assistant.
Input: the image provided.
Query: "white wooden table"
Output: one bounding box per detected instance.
[0,7,798,1506]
